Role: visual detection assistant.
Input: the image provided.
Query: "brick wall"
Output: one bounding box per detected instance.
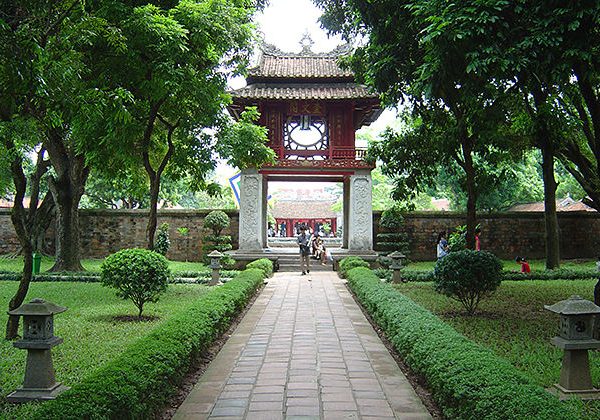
[1,208,598,261]
[373,211,600,260]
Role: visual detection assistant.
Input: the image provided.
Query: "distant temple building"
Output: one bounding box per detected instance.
[228,35,381,255]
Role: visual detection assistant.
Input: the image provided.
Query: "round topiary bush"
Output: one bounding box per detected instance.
[339,256,370,279]
[434,250,502,315]
[204,210,230,236]
[101,248,171,318]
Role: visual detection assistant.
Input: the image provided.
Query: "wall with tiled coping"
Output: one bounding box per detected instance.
[0,209,598,261]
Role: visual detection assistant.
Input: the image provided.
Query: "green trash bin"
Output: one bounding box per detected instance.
[32,253,41,275]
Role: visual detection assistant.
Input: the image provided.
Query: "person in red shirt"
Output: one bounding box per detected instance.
[475,227,481,251]
[515,256,531,273]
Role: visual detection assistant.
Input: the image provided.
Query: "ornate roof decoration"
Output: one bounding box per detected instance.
[247,41,355,80]
[230,83,377,100]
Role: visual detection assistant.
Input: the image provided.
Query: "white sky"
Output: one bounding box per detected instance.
[218,0,395,195]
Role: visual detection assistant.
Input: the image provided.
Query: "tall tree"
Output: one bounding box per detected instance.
[316,0,521,248]
[84,0,260,250]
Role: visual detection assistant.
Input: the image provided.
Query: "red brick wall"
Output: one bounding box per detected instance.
[1,208,598,261]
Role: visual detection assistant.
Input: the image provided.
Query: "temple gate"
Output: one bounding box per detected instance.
[228,37,381,265]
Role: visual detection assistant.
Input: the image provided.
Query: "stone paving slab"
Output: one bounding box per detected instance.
[174,272,431,420]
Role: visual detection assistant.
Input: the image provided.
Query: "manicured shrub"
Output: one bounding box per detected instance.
[346,267,579,420]
[376,206,410,261]
[31,267,266,420]
[154,223,170,256]
[101,249,171,317]
[204,210,230,236]
[246,258,273,278]
[434,250,502,314]
[202,211,233,266]
[338,256,370,278]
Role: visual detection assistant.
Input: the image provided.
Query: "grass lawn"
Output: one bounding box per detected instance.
[397,279,600,419]
[0,281,209,419]
[404,258,596,271]
[0,255,207,273]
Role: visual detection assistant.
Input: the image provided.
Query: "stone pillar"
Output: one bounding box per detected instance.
[261,176,268,248]
[342,177,350,249]
[238,169,265,251]
[347,173,373,251]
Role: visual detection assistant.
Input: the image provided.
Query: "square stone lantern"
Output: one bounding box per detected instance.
[388,251,407,284]
[545,295,600,399]
[7,298,69,402]
[208,250,224,286]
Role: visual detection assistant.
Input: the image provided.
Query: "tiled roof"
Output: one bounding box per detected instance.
[250,56,354,79]
[272,200,338,219]
[231,83,378,100]
[508,198,595,212]
[248,43,355,80]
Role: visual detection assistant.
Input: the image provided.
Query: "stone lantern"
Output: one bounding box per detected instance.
[388,251,407,284]
[545,295,600,399]
[208,250,224,286]
[7,298,69,402]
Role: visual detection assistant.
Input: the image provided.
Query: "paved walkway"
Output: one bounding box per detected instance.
[174,272,431,420]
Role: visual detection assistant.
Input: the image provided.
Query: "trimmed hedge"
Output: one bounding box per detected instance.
[30,268,266,420]
[246,258,273,278]
[346,267,579,420]
[375,267,598,283]
[338,256,370,279]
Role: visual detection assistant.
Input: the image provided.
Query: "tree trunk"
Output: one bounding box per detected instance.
[532,89,561,269]
[6,249,33,339]
[44,129,89,272]
[541,143,561,269]
[460,136,477,249]
[147,176,160,250]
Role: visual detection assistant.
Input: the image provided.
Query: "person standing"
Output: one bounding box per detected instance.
[475,227,481,251]
[298,225,311,275]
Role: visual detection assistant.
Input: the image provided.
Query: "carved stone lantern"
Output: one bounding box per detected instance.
[208,250,224,286]
[545,295,600,399]
[7,298,69,402]
[388,251,407,284]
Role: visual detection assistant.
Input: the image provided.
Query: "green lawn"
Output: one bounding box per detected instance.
[0,281,209,419]
[404,258,596,271]
[0,256,207,273]
[397,279,600,419]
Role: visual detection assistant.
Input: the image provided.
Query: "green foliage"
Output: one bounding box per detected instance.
[202,211,233,265]
[0,281,209,420]
[28,268,265,420]
[399,279,599,419]
[101,249,171,317]
[434,250,503,315]
[153,223,171,256]
[345,267,580,420]
[376,205,410,262]
[246,258,273,278]
[218,107,276,170]
[338,256,370,279]
[204,211,230,236]
[447,225,467,252]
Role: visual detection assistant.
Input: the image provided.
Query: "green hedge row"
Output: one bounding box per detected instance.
[346,267,579,420]
[375,267,598,283]
[29,268,266,420]
[246,258,273,278]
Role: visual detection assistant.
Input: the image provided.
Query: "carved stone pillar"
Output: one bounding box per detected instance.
[347,173,373,251]
[238,169,265,251]
[342,177,350,249]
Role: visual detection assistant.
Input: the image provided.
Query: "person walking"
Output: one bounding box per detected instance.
[298,225,311,275]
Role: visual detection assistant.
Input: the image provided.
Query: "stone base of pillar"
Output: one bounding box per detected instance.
[8,382,69,403]
[548,383,600,401]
